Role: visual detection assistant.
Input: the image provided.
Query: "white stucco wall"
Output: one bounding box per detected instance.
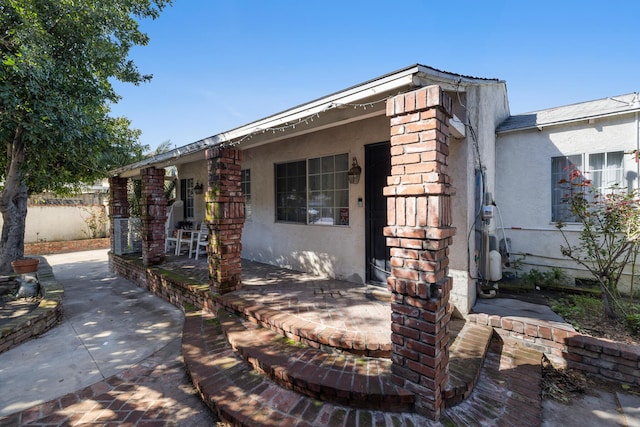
[448,84,510,315]
[239,117,383,283]
[496,112,640,294]
[0,204,109,243]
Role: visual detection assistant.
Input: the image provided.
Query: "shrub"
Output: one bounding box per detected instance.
[557,163,640,319]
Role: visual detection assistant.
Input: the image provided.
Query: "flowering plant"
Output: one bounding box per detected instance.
[557,165,640,319]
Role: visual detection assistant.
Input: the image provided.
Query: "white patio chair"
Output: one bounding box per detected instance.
[165,200,183,254]
[189,222,209,260]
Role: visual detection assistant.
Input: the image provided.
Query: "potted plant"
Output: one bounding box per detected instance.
[11,257,39,274]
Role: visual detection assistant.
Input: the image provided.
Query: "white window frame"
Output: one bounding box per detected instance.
[241,169,252,220]
[551,151,625,223]
[180,178,194,219]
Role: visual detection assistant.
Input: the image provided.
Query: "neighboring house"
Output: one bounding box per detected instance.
[111,64,509,316]
[496,93,640,294]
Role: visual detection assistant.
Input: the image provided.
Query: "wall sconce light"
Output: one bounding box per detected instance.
[348,157,362,185]
[193,182,204,195]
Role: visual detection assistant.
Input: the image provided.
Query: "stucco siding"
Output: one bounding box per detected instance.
[449,84,510,315]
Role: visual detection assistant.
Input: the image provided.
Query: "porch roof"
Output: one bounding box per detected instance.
[111,63,503,178]
[497,92,640,133]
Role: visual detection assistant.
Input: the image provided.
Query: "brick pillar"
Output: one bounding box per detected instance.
[109,176,129,254]
[384,85,456,420]
[140,167,167,266]
[206,147,244,294]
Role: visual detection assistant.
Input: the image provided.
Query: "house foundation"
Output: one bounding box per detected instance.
[385,85,456,420]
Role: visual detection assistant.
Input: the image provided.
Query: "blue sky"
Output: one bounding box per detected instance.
[109,0,640,152]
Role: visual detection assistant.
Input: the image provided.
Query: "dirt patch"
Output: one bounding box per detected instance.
[567,312,640,346]
[498,288,640,346]
[541,355,640,403]
[541,356,590,403]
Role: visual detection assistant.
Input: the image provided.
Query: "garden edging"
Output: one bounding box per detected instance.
[0,258,63,354]
[468,311,640,386]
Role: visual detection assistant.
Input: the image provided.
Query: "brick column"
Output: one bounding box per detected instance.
[141,167,167,266]
[206,147,244,294]
[385,85,455,420]
[109,176,129,254]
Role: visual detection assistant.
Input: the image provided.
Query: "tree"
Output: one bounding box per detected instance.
[556,165,640,319]
[0,0,171,273]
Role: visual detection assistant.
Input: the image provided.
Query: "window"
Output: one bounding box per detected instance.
[276,160,307,223]
[241,169,252,220]
[180,178,194,219]
[275,153,350,225]
[551,151,624,222]
[588,151,624,196]
[308,153,349,225]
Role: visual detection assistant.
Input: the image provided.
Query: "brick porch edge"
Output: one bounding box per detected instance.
[467,312,640,386]
[111,253,640,388]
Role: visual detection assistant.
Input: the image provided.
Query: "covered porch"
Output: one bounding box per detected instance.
[110,84,461,419]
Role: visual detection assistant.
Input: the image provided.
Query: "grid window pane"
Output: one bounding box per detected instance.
[308,153,349,226]
[276,153,350,226]
[180,178,194,219]
[308,158,321,174]
[551,155,582,223]
[275,160,307,223]
[241,169,251,220]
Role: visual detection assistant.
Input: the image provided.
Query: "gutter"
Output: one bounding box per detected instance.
[497,107,640,135]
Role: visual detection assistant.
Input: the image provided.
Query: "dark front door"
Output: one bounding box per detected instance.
[365,142,391,285]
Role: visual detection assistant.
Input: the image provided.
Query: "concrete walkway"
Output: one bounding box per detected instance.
[0,249,215,425]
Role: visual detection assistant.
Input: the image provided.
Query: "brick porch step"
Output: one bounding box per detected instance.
[183,309,492,425]
[182,310,432,426]
[445,320,494,406]
[218,293,391,357]
[217,309,413,411]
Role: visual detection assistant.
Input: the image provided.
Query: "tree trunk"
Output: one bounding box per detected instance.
[0,125,27,274]
[0,183,27,274]
[599,280,618,319]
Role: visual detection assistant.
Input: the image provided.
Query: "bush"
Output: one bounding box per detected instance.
[626,313,640,336]
[522,267,570,289]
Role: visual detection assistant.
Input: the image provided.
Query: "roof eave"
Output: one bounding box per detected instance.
[497,107,640,134]
[112,64,503,177]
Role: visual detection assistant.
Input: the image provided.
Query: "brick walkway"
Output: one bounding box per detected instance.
[1,255,545,426]
[0,337,218,427]
[184,308,543,426]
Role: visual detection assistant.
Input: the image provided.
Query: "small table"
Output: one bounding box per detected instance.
[175,228,195,255]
